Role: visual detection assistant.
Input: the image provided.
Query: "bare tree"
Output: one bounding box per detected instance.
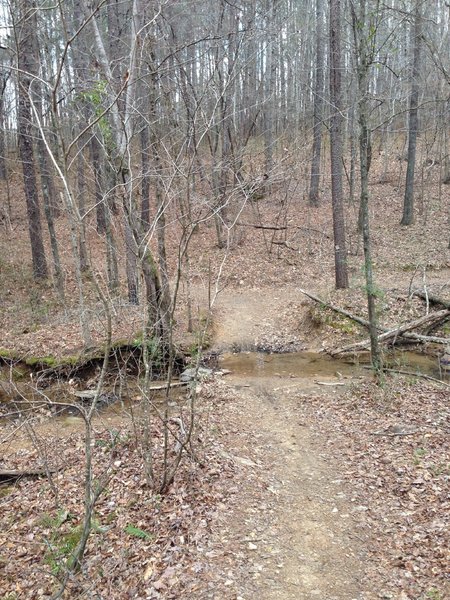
[351,0,381,373]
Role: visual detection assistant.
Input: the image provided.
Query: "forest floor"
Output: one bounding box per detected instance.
[0,156,449,598]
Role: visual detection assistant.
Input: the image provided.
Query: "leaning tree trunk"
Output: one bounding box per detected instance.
[401,0,422,226]
[17,0,48,280]
[329,0,348,289]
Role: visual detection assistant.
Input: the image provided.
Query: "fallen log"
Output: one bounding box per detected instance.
[331,309,450,356]
[397,331,449,344]
[146,381,187,391]
[298,288,376,330]
[299,288,449,350]
[413,291,450,309]
[238,224,330,238]
[0,468,55,483]
[72,381,187,399]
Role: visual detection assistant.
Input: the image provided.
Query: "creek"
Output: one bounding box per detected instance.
[0,349,446,426]
[218,349,443,380]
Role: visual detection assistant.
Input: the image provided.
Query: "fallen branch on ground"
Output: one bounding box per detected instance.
[298,288,375,330]
[331,309,450,356]
[299,289,449,350]
[72,381,187,399]
[238,223,331,238]
[272,240,299,252]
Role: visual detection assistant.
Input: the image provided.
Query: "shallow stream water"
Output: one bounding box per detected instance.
[218,349,443,380]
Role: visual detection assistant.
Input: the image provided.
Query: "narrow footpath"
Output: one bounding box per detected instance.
[201,287,374,599]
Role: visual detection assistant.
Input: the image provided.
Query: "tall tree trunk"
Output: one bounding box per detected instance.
[27,21,63,294]
[0,61,11,223]
[0,70,8,182]
[36,134,65,298]
[401,0,422,226]
[76,143,89,273]
[104,204,119,294]
[351,0,381,373]
[329,0,348,289]
[17,0,48,280]
[89,136,107,234]
[140,123,151,226]
[309,0,324,206]
[123,214,139,305]
[264,0,277,179]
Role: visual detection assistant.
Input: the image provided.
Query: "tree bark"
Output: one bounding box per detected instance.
[264,0,277,179]
[401,0,422,226]
[0,64,8,182]
[329,0,348,289]
[352,0,381,372]
[17,0,48,280]
[89,135,107,234]
[309,0,324,206]
[140,122,151,226]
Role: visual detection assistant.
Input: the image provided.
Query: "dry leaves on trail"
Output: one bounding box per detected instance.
[292,377,450,600]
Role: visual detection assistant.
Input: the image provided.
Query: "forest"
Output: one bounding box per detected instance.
[0,0,449,598]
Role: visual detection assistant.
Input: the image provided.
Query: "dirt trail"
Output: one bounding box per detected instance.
[208,292,372,599]
[210,285,308,352]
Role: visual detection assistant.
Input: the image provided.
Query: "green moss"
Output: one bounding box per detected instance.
[309,306,358,334]
[0,486,13,498]
[0,348,18,360]
[25,353,91,369]
[400,263,418,272]
[111,338,132,349]
[329,319,358,334]
[1,338,146,374]
[25,355,57,367]
[42,511,106,574]
[58,354,87,366]
[45,525,83,574]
